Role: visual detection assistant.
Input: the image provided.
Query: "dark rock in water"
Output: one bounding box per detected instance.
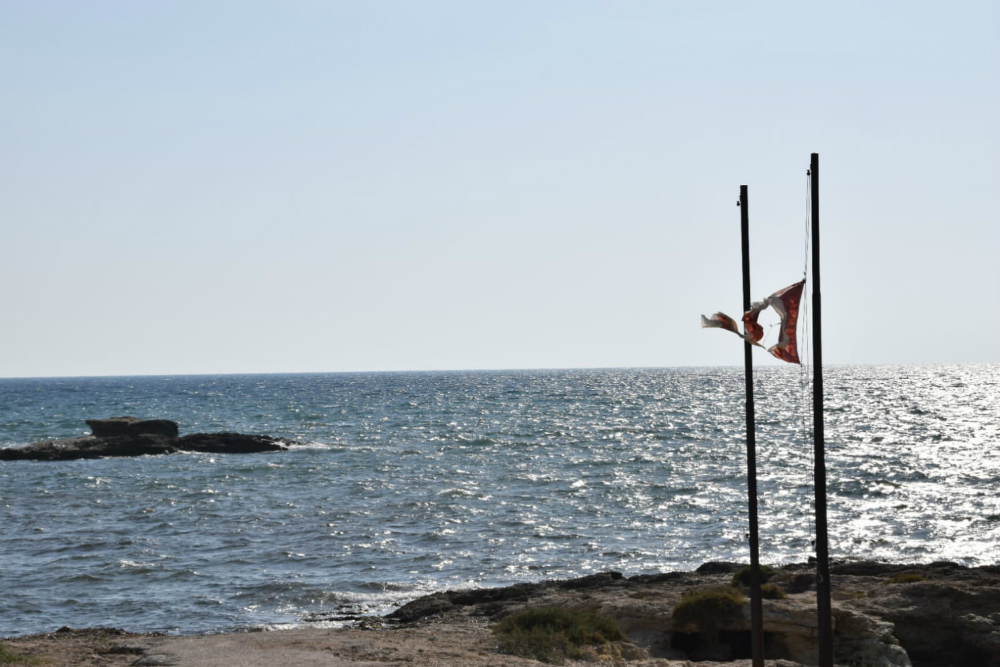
[0,434,178,461]
[0,419,294,461]
[176,433,289,454]
[86,417,179,438]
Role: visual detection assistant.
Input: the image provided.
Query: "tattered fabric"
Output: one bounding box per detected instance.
[701,280,805,364]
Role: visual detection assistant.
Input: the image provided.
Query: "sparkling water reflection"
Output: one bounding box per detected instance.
[1,365,997,636]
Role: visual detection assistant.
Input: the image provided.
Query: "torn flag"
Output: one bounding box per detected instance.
[701,280,805,364]
[700,312,742,336]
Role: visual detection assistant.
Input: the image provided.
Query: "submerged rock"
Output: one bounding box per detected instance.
[0,417,294,461]
[176,432,288,454]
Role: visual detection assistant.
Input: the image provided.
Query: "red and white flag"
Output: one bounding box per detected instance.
[701,280,805,364]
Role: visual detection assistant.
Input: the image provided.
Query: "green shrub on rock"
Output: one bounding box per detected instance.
[760,583,787,599]
[493,605,628,664]
[731,564,777,588]
[672,585,747,636]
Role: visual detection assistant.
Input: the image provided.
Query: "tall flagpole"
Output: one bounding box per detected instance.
[810,153,834,666]
[739,185,765,667]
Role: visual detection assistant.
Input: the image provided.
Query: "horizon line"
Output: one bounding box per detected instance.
[3,360,996,381]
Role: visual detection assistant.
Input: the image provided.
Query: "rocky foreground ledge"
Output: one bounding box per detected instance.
[1,561,999,666]
[379,560,1000,666]
[0,417,296,461]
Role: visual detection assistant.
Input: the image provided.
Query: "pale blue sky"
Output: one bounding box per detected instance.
[2,1,997,377]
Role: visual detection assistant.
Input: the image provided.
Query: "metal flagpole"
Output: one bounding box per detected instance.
[739,185,765,667]
[810,153,834,666]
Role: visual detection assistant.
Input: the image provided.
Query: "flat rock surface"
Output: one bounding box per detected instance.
[86,417,180,438]
[0,626,801,667]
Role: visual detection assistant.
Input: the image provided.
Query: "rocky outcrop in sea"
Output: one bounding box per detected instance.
[0,417,295,461]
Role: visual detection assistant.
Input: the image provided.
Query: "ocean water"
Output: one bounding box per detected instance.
[1,365,997,637]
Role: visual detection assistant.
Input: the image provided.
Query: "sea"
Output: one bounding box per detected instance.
[1,365,997,637]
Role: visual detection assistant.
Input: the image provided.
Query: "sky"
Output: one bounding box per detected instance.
[1,1,997,377]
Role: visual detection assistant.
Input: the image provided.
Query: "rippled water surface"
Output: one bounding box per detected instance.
[1,365,997,636]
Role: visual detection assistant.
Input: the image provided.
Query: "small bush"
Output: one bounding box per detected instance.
[494,605,627,664]
[672,585,747,635]
[885,573,926,585]
[760,583,787,599]
[731,564,777,588]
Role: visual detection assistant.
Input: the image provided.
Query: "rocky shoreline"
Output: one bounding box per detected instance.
[0,417,296,461]
[3,560,998,666]
[381,559,1000,666]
